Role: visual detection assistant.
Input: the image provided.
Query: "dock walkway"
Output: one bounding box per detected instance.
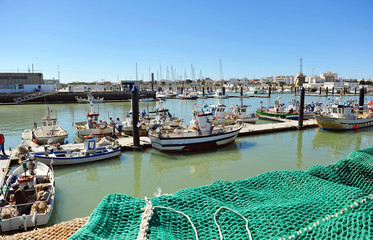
[239,119,318,136]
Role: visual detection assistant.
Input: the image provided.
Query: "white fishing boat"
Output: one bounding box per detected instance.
[76,92,104,103]
[148,110,242,152]
[31,108,68,145]
[246,86,266,95]
[231,105,258,124]
[33,136,121,165]
[214,90,228,99]
[0,159,55,232]
[74,102,114,138]
[313,103,373,131]
[208,103,236,126]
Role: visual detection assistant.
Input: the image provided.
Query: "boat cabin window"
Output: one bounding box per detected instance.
[332,108,338,114]
[53,120,56,126]
[43,121,47,127]
[88,140,96,150]
[48,121,52,126]
[241,108,246,113]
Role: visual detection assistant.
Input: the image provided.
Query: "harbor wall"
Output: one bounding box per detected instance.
[0,91,156,104]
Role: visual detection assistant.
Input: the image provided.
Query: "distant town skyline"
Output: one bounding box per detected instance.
[0,0,372,83]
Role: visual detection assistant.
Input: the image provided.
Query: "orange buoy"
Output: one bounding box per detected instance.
[32,139,38,143]
[353,125,358,130]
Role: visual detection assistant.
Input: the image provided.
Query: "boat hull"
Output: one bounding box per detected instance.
[314,115,373,130]
[256,110,298,118]
[149,126,242,152]
[34,148,121,165]
[75,125,114,137]
[32,126,68,144]
[236,117,259,124]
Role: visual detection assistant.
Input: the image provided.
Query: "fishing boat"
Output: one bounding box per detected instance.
[76,92,104,103]
[139,94,155,102]
[74,102,114,138]
[33,136,121,165]
[0,159,55,232]
[231,105,258,124]
[146,101,183,129]
[256,96,300,118]
[313,103,373,131]
[148,110,242,152]
[31,108,68,145]
[208,103,236,126]
[214,90,228,99]
[246,86,266,95]
[178,92,198,100]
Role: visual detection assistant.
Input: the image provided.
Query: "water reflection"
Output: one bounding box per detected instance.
[296,131,303,169]
[54,155,122,182]
[133,152,142,198]
[148,142,242,179]
[312,128,372,158]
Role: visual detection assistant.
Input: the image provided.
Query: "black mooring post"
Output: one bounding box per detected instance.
[240,86,243,96]
[298,87,305,129]
[222,86,225,96]
[181,87,184,94]
[326,87,328,97]
[359,86,365,114]
[355,87,357,95]
[294,86,297,95]
[131,86,140,147]
[202,87,205,97]
[268,86,271,97]
[319,87,322,95]
[151,73,154,91]
[332,87,334,95]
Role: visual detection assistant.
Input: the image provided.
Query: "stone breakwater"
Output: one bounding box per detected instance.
[0,91,156,104]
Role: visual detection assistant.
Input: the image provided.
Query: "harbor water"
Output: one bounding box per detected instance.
[1,93,373,226]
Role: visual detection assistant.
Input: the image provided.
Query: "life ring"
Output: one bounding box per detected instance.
[17,175,34,183]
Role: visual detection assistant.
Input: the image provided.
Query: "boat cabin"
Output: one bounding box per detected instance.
[329,105,357,120]
[40,117,59,135]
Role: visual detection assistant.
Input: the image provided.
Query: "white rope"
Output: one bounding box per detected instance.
[136,197,154,240]
[136,197,199,240]
[154,206,199,240]
[279,194,373,240]
[213,206,253,240]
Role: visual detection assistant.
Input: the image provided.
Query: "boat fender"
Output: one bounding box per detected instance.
[354,125,358,130]
[32,139,38,144]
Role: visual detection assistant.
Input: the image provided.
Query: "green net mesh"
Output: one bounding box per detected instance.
[69,147,373,240]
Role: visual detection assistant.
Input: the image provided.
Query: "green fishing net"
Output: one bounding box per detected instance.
[70,147,373,239]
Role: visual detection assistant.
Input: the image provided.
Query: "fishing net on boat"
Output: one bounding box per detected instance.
[30,201,48,214]
[69,147,373,240]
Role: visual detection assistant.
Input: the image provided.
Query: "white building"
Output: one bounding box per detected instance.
[0,72,57,93]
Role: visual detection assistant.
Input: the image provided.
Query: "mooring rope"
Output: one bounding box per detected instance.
[213,206,253,240]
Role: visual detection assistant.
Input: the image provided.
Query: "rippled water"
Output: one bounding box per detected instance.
[0,93,372,225]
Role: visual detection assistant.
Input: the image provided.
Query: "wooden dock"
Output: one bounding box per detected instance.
[239,119,318,136]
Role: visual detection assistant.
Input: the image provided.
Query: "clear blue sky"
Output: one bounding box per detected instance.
[0,0,372,83]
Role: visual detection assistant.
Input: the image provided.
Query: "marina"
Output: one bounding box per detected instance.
[1,92,373,236]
